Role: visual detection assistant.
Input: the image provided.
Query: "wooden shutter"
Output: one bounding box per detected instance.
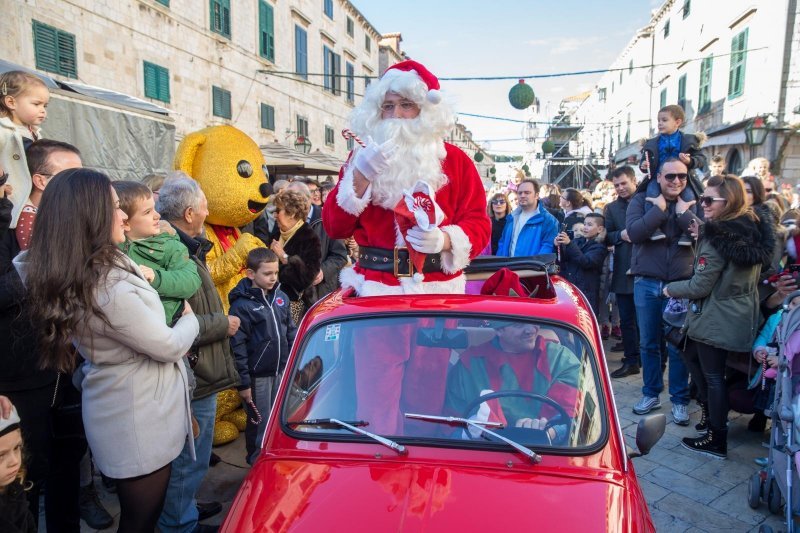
[259,1,275,61]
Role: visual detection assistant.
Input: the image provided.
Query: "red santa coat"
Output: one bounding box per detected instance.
[323,142,490,295]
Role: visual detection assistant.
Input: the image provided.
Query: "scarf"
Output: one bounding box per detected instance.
[279,219,304,245]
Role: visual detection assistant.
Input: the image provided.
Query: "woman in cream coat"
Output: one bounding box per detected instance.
[15,168,199,533]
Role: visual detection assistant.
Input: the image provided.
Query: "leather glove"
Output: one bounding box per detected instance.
[352,138,397,182]
[406,226,445,254]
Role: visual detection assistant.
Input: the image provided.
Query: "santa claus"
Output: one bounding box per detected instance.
[323,60,490,296]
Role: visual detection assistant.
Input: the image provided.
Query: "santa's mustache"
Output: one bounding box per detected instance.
[371,118,431,147]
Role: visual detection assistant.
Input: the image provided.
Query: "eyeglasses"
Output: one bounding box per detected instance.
[699,195,726,207]
[663,173,688,182]
[380,101,419,113]
[491,199,506,205]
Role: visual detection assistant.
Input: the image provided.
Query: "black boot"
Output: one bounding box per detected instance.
[79,482,114,529]
[681,427,727,459]
[748,411,768,433]
[695,402,708,435]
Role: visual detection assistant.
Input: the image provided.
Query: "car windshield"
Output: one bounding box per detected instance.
[282,315,606,451]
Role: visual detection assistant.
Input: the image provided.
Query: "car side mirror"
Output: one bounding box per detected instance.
[628,413,666,458]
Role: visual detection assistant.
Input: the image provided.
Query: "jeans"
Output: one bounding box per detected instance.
[634,276,690,404]
[681,341,729,429]
[158,393,218,533]
[246,376,281,464]
[616,293,640,365]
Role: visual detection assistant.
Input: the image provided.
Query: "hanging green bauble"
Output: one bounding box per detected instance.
[541,140,556,154]
[508,79,535,110]
[490,166,496,174]
[474,151,484,162]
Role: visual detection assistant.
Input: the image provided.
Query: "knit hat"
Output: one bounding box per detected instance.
[0,405,20,438]
[383,60,442,104]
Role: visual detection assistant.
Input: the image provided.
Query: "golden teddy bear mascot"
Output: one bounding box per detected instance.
[174,125,272,312]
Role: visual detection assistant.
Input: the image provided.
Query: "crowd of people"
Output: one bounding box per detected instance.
[0,57,795,532]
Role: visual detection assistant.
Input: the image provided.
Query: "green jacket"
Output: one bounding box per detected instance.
[666,214,773,352]
[122,232,201,323]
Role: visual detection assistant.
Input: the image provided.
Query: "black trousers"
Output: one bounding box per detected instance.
[681,340,729,430]
[3,380,87,533]
[616,292,640,365]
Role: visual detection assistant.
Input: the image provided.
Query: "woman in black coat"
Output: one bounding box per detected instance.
[269,190,322,324]
[487,192,510,255]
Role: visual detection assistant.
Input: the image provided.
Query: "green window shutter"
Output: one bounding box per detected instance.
[158,67,170,103]
[156,0,169,6]
[295,26,308,79]
[259,1,275,62]
[728,28,748,99]
[699,56,713,113]
[660,88,667,109]
[210,0,231,38]
[33,20,77,78]
[212,86,231,119]
[260,103,275,130]
[144,62,170,103]
[677,74,687,109]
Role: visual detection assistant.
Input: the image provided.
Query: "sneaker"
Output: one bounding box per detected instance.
[677,235,693,246]
[650,230,667,241]
[633,396,662,415]
[672,403,690,426]
[754,457,769,468]
[681,428,727,459]
[610,363,640,378]
[79,483,114,530]
[601,324,611,340]
[611,326,622,339]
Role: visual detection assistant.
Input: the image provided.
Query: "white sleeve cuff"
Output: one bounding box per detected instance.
[336,164,372,216]
[440,224,472,274]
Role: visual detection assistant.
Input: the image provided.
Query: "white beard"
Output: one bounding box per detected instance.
[368,119,448,209]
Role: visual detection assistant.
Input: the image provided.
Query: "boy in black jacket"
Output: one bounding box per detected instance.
[556,213,609,315]
[229,248,297,465]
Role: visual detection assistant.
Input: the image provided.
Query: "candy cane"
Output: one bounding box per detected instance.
[342,128,366,148]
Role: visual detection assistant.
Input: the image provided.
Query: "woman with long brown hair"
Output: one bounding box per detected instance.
[664,174,774,459]
[487,192,510,255]
[14,169,199,532]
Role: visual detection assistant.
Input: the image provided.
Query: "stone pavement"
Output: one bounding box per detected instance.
[69,338,789,532]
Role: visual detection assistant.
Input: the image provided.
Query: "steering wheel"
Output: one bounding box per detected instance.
[461,390,571,444]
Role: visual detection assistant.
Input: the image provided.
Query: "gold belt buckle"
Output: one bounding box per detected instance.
[393,246,414,278]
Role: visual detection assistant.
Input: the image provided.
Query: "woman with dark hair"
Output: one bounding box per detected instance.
[487,193,510,254]
[560,187,592,230]
[269,189,322,324]
[664,175,774,458]
[14,169,199,532]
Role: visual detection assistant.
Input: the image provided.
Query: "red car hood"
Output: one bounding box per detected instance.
[223,458,638,532]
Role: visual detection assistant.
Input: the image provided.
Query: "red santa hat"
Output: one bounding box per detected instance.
[383,60,442,105]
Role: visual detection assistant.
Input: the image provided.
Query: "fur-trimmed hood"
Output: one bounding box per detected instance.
[703,212,774,267]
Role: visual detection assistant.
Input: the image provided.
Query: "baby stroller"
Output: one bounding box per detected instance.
[748,291,800,532]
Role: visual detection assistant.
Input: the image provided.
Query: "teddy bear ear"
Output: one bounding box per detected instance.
[174,131,207,176]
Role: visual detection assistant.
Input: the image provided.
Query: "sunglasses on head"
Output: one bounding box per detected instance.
[699,195,726,207]
[663,173,688,182]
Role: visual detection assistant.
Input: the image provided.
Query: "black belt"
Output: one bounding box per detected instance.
[358,246,443,277]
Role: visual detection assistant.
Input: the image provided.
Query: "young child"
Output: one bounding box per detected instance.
[0,401,36,533]
[639,105,706,244]
[229,248,297,465]
[0,71,49,230]
[556,213,609,315]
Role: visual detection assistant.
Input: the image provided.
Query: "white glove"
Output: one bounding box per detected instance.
[406,226,445,254]
[463,389,495,439]
[352,138,397,182]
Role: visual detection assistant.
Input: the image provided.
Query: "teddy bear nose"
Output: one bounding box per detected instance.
[259,183,273,199]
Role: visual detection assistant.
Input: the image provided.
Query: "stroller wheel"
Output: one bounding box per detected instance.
[767,478,782,514]
[748,472,762,509]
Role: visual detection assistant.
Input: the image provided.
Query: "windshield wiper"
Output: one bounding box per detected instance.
[405,412,541,464]
[289,418,407,456]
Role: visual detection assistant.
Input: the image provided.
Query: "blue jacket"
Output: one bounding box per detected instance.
[496,204,559,257]
[228,278,297,390]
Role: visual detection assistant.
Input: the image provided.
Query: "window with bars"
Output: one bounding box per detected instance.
[210,0,231,38]
[682,0,690,18]
[698,56,713,113]
[677,74,687,110]
[212,86,231,119]
[346,17,354,37]
[323,0,333,19]
[32,20,77,78]
[346,62,355,103]
[325,126,335,146]
[259,1,275,62]
[660,88,667,109]
[323,45,341,95]
[143,61,170,103]
[295,26,308,79]
[663,19,670,38]
[260,103,275,130]
[728,28,748,99]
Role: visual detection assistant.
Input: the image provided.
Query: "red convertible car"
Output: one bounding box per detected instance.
[221,257,664,532]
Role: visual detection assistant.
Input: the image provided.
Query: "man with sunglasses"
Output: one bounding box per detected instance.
[626,158,701,425]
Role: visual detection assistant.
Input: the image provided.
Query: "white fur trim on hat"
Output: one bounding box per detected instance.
[0,405,21,437]
[336,163,372,216]
[440,225,472,274]
[426,89,442,105]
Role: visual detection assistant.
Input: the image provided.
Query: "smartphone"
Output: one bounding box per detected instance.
[566,230,575,240]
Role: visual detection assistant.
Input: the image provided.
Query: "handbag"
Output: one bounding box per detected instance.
[49,372,85,441]
[663,297,689,348]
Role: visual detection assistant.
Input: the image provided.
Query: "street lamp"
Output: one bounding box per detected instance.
[294,135,312,154]
[744,116,770,146]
